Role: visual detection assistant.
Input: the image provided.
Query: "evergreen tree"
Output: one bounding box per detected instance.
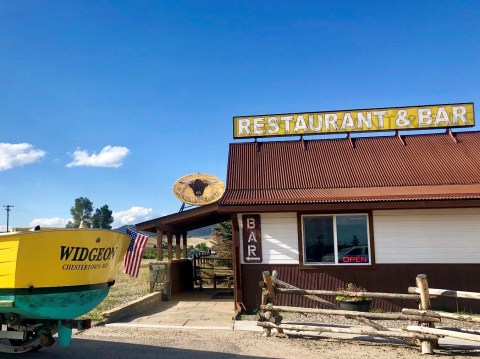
[211,221,232,259]
[351,235,360,246]
[68,197,94,228]
[91,204,114,229]
[66,198,114,229]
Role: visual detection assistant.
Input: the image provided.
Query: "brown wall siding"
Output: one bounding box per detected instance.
[241,264,480,313]
[170,260,193,295]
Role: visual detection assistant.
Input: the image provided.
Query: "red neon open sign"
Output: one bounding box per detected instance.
[341,256,369,263]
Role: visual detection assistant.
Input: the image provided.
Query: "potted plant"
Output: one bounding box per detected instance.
[336,282,372,312]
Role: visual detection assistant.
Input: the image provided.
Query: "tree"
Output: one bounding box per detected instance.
[351,235,360,247]
[211,221,232,259]
[67,197,94,228]
[66,198,114,229]
[91,205,114,229]
[195,242,209,252]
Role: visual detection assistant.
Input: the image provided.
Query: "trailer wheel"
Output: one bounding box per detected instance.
[0,330,42,354]
[9,331,42,351]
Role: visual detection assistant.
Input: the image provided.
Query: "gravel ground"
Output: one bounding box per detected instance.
[78,326,427,359]
[279,312,480,331]
[70,313,480,358]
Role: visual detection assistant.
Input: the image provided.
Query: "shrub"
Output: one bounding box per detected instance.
[336,282,372,302]
[143,248,157,259]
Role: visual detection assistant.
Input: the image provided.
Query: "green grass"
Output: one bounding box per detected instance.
[78,260,151,322]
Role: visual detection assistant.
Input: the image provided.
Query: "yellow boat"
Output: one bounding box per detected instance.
[0,228,130,353]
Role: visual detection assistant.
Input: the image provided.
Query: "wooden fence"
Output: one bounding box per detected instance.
[192,251,233,289]
[259,271,480,355]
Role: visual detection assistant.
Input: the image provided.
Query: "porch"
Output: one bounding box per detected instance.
[105,288,236,330]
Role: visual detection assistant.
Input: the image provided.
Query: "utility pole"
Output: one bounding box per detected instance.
[3,205,13,232]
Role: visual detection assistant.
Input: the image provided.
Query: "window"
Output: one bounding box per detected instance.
[302,214,370,265]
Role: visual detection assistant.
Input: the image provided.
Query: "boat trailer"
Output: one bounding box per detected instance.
[0,313,91,354]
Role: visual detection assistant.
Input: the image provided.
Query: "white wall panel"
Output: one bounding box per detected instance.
[239,213,299,264]
[373,208,480,263]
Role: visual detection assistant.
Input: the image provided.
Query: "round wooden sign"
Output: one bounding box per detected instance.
[173,173,225,206]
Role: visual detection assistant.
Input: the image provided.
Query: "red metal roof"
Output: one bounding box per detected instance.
[220,131,480,205]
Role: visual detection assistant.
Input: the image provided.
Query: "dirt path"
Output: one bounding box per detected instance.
[3,325,479,358]
[72,326,477,358]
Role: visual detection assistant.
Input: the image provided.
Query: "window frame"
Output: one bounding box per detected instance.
[299,212,373,267]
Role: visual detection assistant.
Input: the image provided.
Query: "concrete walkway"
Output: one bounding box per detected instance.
[103,288,480,351]
[106,289,237,330]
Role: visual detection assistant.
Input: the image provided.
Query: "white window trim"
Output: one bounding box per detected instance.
[301,213,371,266]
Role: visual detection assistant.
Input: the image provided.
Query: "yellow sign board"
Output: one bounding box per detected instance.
[233,103,475,139]
[173,173,225,206]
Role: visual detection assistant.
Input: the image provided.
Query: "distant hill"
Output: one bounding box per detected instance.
[114,224,214,239]
[114,224,214,248]
[188,225,214,239]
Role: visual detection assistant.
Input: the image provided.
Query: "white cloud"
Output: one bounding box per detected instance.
[113,206,153,228]
[66,146,129,168]
[28,217,69,228]
[0,224,6,232]
[0,143,46,171]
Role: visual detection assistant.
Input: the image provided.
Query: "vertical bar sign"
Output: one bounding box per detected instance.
[242,214,262,263]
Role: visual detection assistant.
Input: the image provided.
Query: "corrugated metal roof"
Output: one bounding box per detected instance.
[136,204,230,232]
[221,131,480,205]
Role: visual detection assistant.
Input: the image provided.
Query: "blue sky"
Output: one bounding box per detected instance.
[1,1,479,230]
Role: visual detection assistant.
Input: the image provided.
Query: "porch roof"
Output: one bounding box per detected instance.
[135,203,230,233]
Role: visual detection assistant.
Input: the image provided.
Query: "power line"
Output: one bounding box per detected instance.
[3,205,13,232]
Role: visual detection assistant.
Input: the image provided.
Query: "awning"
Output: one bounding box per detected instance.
[135,203,231,233]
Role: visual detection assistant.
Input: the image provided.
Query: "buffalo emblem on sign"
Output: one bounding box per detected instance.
[173,173,225,206]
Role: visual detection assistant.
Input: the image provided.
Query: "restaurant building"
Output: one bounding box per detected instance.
[138,103,480,312]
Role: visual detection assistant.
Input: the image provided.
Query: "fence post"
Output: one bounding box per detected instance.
[416,274,436,354]
[193,254,202,290]
[261,271,275,337]
[260,271,284,336]
[271,271,284,334]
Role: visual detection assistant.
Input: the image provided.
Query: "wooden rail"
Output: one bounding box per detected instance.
[260,304,440,323]
[276,288,420,300]
[192,252,233,290]
[408,287,480,300]
[258,271,480,355]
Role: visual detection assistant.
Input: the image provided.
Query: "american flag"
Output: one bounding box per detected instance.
[124,228,149,277]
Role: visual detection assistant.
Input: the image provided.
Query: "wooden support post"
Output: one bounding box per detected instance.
[175,233,181,260]
[261,271,277,337]
[262,271,276,302]
[231,214,242,309]
[156,230,164,261]
[270,271,283,334]
[260,289,272,337]
[261,289,269,306]
[182,232,188,258]
[263,271,284,334]
[416,274,435,354]
[167,232,173,262]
